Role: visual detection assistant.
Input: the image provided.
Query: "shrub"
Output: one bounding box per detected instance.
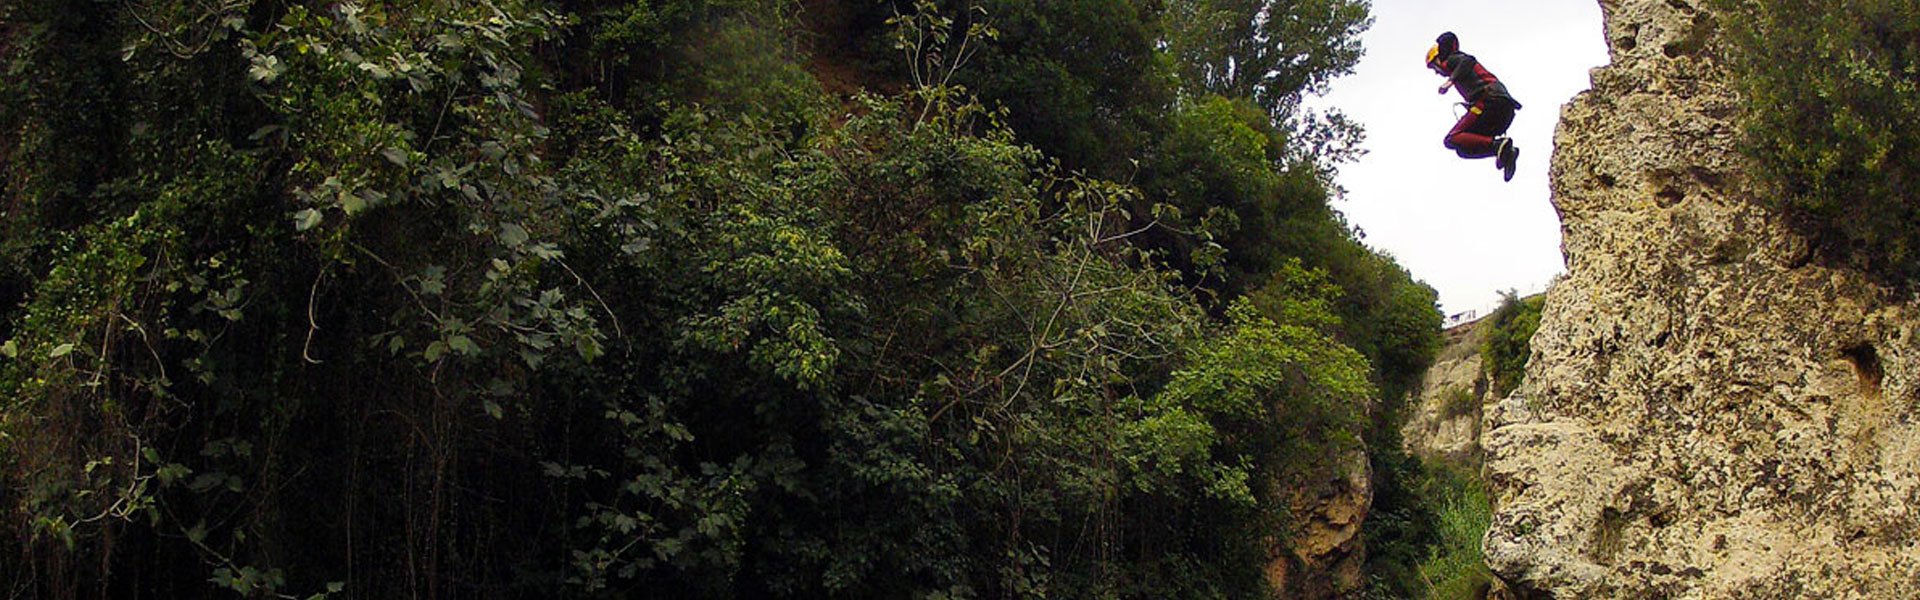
[1413,466,1494,600]
[1440,387,1479,421]
[1713,0,1920,277]
[1480,291,1542,399]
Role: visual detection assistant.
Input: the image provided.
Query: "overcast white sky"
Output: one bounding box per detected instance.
[1312,0,1610,318]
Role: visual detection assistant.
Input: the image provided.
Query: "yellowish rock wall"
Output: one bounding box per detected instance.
[1483,0,1920,597]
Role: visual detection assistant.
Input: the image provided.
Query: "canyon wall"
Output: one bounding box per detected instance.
[1404,320,1492,468]
[1482,0,1920,596]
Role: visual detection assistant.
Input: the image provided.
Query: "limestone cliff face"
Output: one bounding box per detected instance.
[1404,322,1493,467]
[1483,0,1920,597]
[1271,447,1372,599]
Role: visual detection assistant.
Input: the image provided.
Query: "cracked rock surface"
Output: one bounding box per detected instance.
[1483,0,1920,597]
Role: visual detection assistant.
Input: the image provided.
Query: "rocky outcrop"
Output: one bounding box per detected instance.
[1483,0,1920,597]
[1404,321,1495,467]
[1271,447,1372,599]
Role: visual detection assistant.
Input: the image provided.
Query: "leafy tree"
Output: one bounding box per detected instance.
[0,1,1447,598]
[951,0,1177,176]
[1713,0,1920,278]
[2,1,604,596]
[1248,249,1442,600]
[1139,95,1292,297]
[1165,0,1370,123]
[1323,245,1443,405]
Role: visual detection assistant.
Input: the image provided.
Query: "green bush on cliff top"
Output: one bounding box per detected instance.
[1480,291,1542,399]
[1714,0,1920,278]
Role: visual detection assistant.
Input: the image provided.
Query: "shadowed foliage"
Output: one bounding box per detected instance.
[0,1,1450,598]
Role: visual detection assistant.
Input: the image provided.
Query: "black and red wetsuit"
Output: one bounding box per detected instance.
[1438,52,1521,158]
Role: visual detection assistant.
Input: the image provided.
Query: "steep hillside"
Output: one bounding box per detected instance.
[1483,0,1920,597]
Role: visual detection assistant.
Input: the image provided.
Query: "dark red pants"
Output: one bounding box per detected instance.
[1444,98,1515,158]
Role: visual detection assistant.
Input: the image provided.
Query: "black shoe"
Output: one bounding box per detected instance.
[1499,140,1519,182]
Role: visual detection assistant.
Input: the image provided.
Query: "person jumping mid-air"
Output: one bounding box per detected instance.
[1428,31,1522,181]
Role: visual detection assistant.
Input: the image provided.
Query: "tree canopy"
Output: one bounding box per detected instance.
[0,1,1443,597]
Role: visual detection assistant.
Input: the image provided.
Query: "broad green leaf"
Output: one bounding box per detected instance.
[447,335,478,356]
[419,266,447,295]
[338,189,367,215]
[294,208,323,232]
[381,147,409,167]
[247,55,283,82]
[49,343,76,358]
[157,463,191,486]
[499,223,529,248]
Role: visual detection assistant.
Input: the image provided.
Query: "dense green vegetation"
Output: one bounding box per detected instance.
[1409,467,1493,600]
[1480,292,1542,400]
[1712,0,1920,278]
[0,0,1450,597]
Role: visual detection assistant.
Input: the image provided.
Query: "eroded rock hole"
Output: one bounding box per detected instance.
[1589,507,1629,561]
[1649,510,1673,528]
[1841,343,1883,397]
[1655,187,1684,208]
[1662,11,1717,58]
